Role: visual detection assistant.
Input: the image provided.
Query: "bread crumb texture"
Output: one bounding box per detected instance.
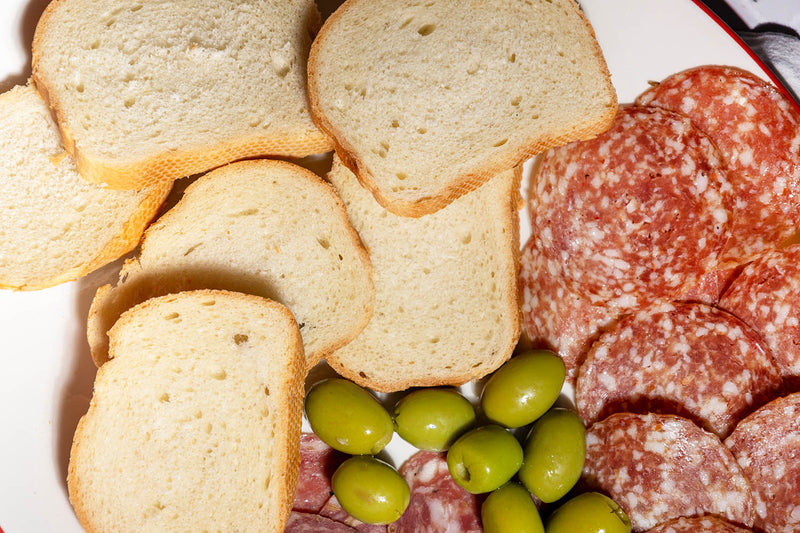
[0,84,169,290]
[69,290,304,533]
[32,0,332,189]
[309,0,616,215]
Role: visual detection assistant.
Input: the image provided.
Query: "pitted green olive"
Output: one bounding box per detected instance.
[393,388,476,451]
[481,482,545,533]
[304,378,393,455]
[519,408,586,503]
[446,424,523,494]
[480,350,566,428]
[546,492,631,533]
[331,456,410,525]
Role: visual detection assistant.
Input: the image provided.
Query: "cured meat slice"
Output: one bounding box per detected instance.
[285,511,359,532]
[637,65,800,260]
[293,432,344,513]
[644,515,753,533]
[528,105,732,307]
[389,451,482,533]
[724,393,800,533]
[582,413,755,532]
[676,265,742,306]
[718,244,800,382]
[576,302,781,437]
[320,495,389,533]
[519,238,621,382]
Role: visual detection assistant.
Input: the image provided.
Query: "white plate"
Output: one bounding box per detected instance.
[0,1,784,531]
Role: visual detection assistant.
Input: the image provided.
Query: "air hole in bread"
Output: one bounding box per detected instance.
[130,3,143,11]
[201,300,216,306]
[429,337,440,344]
[183,244,200,256]
[204,423,212,434]
[194,410,203,419]
[417,24,436,36]
[164,312,181,321]
[234,333,249,345]
[359,371,368,379]
[89,40,100,50]
[159,392,170,403]
[265,474,271,491]
[264,385,270,396]
[511,96,522,106]
[338,254,343,261]
[493,138,508,147]
[417,127,427,134]
[76,83,85,93]
[230,208,259,217]
[391,119,400,128]
[124,97,136,109]
[210,368,227,380]
[508,53,517,63]
[460,233,472,245]
[399,16,414,29]
[396,172,408,181]
[317,237,331,249]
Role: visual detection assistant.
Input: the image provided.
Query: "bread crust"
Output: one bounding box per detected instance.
[308,0,617,217]
[31,0,334,190]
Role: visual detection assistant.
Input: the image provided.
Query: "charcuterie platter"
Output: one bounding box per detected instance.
[0,0,795,532]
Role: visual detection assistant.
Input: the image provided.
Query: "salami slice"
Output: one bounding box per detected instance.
[293,432,344,513]
[389,451,482,533]
[676,265,742,306]
[582,413,755,532]
[320,495,389,533]
[529,105,732,307]
[718,243,800,382]
[724,392,800,533]
[519,238,621,382]
[637,65,800,260]
[576,302,781,437]
[285,511,359,532]
[644,515,753,533]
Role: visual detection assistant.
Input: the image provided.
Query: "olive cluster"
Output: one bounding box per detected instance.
[304,350,631,532]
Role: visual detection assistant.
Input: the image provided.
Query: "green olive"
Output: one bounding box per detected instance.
[393,388,476,451]
[519,408,585,503]
[305,378,393,455]
[546,492,631,533]
[446,424,523,494]
[331,456,410,525]
[481,482,545,533]
[480,350,566,428]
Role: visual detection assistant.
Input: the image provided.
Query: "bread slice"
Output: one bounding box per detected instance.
[325,155,521,392]
[68,290,305,533]
[31,0,332,190]
[0,84,170,291]
[308,0,617,216]
[87,159,374,369]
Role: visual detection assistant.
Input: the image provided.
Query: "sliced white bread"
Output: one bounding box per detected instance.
[68,290,305,533]
[87,159,374,369]
[308,0,617,216]
[325,155,521,392]
[31,0,332,190]
[0,84,170,291]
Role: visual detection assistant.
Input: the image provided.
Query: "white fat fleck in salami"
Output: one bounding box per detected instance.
[285,511,359,532]
[519,238,622,383]
[725,393,800,533]
[576,302,781,437]
[582,413,755,532]
[529,105,732,307]
[643,515,753,533]
[293,432,343,513]
[719,244,800,381]
[637,65,800,260]
[389,451,482,533]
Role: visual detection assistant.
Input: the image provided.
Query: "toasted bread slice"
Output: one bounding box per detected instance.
[86,159,374,369]
[68,290,305,533]
[325,156,521,392]
[308,0,616,216]
[0,84,170,290]
[31,0,332,190]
